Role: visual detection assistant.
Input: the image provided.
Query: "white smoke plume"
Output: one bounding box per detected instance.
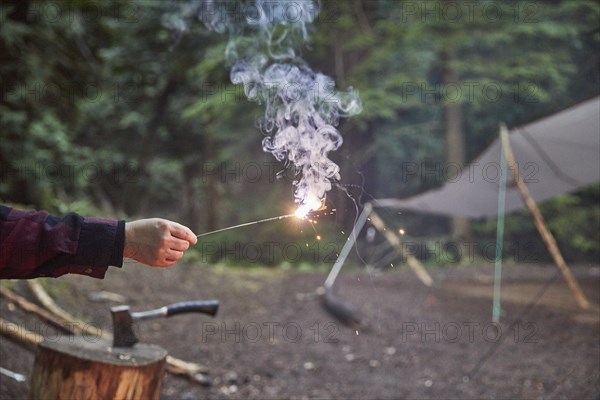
[179,0,362,216]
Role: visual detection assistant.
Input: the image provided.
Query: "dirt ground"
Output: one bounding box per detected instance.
[1,263,599,399]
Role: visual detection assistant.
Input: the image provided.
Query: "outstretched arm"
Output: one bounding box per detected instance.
[0,206,197,279]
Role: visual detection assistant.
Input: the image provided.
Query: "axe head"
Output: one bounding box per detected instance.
[322,287,361,330]
[111,305,138,347]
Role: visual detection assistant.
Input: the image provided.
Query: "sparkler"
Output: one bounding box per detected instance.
[196,213,299,238]
[195,201,334,239]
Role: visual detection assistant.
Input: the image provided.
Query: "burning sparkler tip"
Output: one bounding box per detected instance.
[294,196,323,219]
[294,206,310,219]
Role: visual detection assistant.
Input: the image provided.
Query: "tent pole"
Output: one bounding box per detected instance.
[324,202,373,289]
[499,127,590,309]
[368,210,434,287]
[492,123,509,323]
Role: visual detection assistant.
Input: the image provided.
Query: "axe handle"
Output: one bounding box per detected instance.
[132,300,219,321]
[166,300,219,317]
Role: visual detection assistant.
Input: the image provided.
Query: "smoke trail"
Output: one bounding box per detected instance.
[176,0,362,216]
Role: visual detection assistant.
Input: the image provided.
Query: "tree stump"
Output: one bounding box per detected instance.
[29,337,168,400]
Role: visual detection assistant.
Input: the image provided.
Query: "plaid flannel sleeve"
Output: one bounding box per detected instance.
[0,206,125,279]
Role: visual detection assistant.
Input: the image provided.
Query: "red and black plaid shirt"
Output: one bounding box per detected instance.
[0,206,124,279]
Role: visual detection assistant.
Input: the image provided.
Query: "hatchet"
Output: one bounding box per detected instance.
[111,300,219,347]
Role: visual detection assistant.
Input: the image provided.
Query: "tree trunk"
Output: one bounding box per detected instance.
[181,157,203,232]
[131,78,177,215]
[204,136,219,232]
[29,337,167,400]
[443,48,470,242]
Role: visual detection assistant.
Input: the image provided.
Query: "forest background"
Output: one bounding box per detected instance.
[1,0,598,267]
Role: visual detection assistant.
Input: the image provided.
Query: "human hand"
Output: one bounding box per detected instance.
[123,218,198,267]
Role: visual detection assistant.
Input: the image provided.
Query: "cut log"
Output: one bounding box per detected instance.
[29,337,167,400]
[25,279,210,377]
